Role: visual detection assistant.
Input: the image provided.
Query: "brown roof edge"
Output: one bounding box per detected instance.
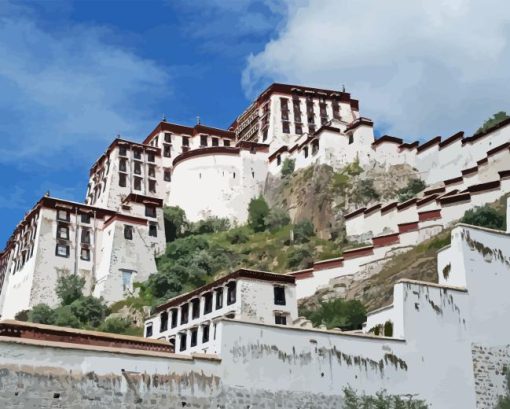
[399,141,419,150]
[417,194,439,206]
[345,207,367,220]
[467,180,500,193]
[486,142,510,157]
[423,186,446,196]
[499,170,510,179]
[417,136,442,153]
[439,131,464,149]
[268,145,289,161]
[155,269,295,313]
[123,193,163,207]
[173,146,240,167]
[397,198,418,210]
[372,135,403,147]
[465,117,510,143]
[461,166,478,176]
[444,176,464,185]
[381,202,398,214]
[364,204,382,214]
[345,117,373,132]
[439,192,471,205]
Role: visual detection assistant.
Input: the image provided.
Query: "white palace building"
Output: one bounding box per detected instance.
[2,82,510,323]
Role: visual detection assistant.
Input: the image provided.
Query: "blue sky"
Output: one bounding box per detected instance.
[1,0,510,245]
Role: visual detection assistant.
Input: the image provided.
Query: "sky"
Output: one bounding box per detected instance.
[1,0,509,245]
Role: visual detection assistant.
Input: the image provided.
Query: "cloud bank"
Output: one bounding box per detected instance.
[243,0,510,139]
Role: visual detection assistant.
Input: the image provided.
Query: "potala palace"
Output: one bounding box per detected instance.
[1,83,510,408]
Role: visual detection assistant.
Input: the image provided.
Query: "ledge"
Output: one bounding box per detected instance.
[173,146,241,167]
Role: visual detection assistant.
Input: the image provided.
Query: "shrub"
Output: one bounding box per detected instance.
[461,205,506,230]
[281,158,295,178]
[359,179,380,201]
[163,206,189,242]
[287,246,314,270]
[69,296,109,328]
[248,196,270,232]
[56,274,85,306]
[98,317,133,334]
[398,178,426,202]
[14,309,30,321]
[383,320,393,337]
[476,111,509,135]
[265,207,291,231]
[28,304,55,325]
[227,228,250,244]
[293,219,315,244]
[343,386,429,409]
[190,217,230,235]
[53,305,81,328]
[301,299,367,330]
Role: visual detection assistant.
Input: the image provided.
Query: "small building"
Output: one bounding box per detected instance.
[144,269,298,354]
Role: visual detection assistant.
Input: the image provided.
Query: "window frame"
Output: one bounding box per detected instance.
[55,243,70,258]
[124,225,133,240]
[274,286,286,306]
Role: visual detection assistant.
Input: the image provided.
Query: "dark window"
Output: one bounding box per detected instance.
[181,304,189,324]
[145,324,153,337]
[349,134,354,144]
[145,206,156,218]
[319,102,327,117]
[182,136,190,146]
[312,140,319,155]
[119,146,127,156]
[147,152,155,162]
[148,165,156,178]
[133,150,142,160]
[133,177,142,191]
[164,169,171,182]
[274,286,286,305]
[57,223,69,240]
[281,110,289,121]
[160,311,168,332]
[204,292,213,314]
[282,121,290,134]
[57,209,69,222]
[81,228,91,244]
[215,288,223,309]
[119,158,127,172]
[332,101,341,119]
[308,114,315,124]
[171,309,178,328]
[81,213,91,224]
[124,225,133,240]
[191,299,200,319]
[304,146,309,158]
[55,244,69,258]
[149,223,157,237]
[164,133,172,143]
[148,179,156,193]
[275,314,287,325]
[190,328,198,347]
[262,129,268,141]
[119,173,127,187]
[80,247,90,261]
[200,135,208,147]
[179,333,187,351]
[224,140,231,147]
[277,155,282,166]
[163,144,171,157]
[134,162,142,175]
[202,324,210,343]
[227,282,236,305]
[212,138,219,147]
[309,124,316,134]
[169,337,175,351]
[321,116,328,125]
[295,124,303,135]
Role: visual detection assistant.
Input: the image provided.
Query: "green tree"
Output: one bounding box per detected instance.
[98,317,133,334]
[53,305,81,328]
[302,299,367,330]
[248,196,270,232]
[265,207,291,231]
[359,179,380,202]
[56,274,85,306]
[461,205,506,230]
[281,158,296,178]
[14,309,30,321]
[293,219,315,244]
[342,386,429,409]
[69,296,109,328]
[189,217,230,235]
[476,111,509,135]
[28,304,55,325]
[287,246,314,270]
[163,206,189,242]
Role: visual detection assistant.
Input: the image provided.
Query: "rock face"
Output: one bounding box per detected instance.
[264,162,419,240]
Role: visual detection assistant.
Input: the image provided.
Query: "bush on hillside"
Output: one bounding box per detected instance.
[265,207,291,231]
[359,179,380,202]
[398,178,426,202]
[293,219,315,244]
[281,158,295,178]
[189,216,231,235]
[301,299,367,330]
[163,206,189,242]
[476,111,509,135]
[226,228,250,244]
[461,205,506,230]
[98,317,134,334]
[287,246,314,270]
[248,196,270,232]
[28,304,56,325]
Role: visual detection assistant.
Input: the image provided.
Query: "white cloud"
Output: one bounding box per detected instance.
[0,6,169,167]
[243,0,510,139]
